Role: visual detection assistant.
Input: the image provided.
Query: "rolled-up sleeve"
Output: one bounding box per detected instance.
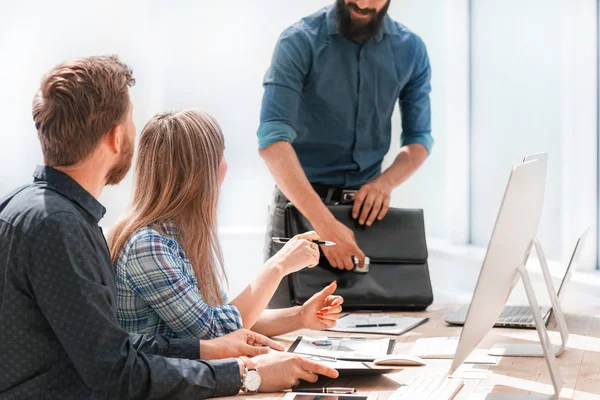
[257,27,312,149]
[399,35,434,153]
[125,234,243,340]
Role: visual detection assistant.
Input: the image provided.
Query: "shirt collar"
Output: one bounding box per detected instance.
[33,165,106,222]
[161,219,179,237]
[326,4,398,43]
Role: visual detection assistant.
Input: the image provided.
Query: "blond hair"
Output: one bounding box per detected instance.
[108,109,226,306]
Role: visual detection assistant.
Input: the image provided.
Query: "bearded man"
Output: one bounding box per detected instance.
[258,1,433,307]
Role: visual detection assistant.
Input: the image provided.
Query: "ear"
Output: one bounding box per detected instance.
[104,125,121,155]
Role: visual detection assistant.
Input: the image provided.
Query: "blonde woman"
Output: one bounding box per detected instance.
[108,109,343,340]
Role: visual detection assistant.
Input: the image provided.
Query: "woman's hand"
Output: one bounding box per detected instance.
[267,231,321,276]
[300,281,344,330]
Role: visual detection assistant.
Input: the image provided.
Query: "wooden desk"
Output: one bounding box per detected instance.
[219,304,600,400]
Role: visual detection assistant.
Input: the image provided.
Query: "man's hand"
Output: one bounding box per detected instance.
[200,329,284,360]
[314,218,365,270]
[300,281,344,330]
[251,352,339,392]
[352,177,393,227]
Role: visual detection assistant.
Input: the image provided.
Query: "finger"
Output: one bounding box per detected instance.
[317,317,338,328]
[248,332,285,351]
[342,255,354,270]
[353,245,366,268]
[300,358,340,379]
[323,295,343,306]
[309,243,320,260]
[377,197,390,221]
[317,312,342,321]
[296,230,320,241]
[330,296,344,307]
[318,305,343,315]
[307,247,320,268]
[332,255,343,270]
[358,193,375,225]
[352,188,367,219]
[322,248,338,269]
[314,281,337,302]
[365,197,383,227]
[298,369,319,384]
[243,344,270,357]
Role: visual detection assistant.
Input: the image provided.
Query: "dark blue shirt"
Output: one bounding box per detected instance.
[257,5,433,188]
[0,166,241,399]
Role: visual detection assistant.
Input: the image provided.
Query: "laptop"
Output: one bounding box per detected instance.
[446,229,588,328]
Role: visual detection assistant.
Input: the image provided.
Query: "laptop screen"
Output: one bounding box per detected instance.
[556,230,588,301]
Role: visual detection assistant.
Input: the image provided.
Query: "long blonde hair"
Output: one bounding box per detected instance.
[108,109,226,306]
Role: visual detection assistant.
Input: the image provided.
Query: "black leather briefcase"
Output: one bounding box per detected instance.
[284,204,433,311]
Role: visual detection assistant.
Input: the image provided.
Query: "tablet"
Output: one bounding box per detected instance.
[288,336,395,361]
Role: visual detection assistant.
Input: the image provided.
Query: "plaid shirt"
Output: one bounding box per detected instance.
[114,220,243,340]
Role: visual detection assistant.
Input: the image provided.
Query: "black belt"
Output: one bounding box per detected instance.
[310,183,358,205]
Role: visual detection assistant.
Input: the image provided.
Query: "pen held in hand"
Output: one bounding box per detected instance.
[272,237,336,246]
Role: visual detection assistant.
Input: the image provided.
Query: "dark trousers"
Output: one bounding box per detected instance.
[263,186,291,309]
[263,185,358,308]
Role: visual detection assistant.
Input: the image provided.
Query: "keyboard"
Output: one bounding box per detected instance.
[390,376,464,400]
[497,305,536,324]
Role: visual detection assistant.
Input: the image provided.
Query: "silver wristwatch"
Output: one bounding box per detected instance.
[240,357,261,393]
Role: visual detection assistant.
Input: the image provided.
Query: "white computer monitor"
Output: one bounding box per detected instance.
[449,157,547,374]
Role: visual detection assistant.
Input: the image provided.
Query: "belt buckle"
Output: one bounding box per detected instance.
[341,190,357,204]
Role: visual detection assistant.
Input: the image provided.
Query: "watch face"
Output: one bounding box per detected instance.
[245,370,262,391]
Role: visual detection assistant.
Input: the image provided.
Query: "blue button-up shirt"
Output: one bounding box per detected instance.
[257,5,433,188]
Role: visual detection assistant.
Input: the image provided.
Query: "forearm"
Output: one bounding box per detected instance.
[250,308,304,337]
[231,263,287,329]
[130,333,200,360]
[259,142,334,229]
[377,144,429,189]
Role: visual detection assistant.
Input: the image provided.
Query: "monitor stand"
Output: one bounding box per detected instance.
[489,238,569,358]
[485,238,565,400]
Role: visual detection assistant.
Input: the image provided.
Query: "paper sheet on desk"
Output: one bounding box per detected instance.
[290,336,393,360]
[450,364,491,380]
[328,313,428,335]
[411,337,499,365]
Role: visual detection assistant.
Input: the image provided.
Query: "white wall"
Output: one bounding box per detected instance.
[387,0,470,242]
[0,0,456,236]
[471,0,597,268]
[0,0,164,228]
[1,1,597,274]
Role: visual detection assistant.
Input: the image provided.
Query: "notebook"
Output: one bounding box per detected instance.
[328,313,429,335]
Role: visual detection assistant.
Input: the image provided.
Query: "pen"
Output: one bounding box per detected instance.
[349,323,397,328]
[272,237,336,246]
[291,388,357,394]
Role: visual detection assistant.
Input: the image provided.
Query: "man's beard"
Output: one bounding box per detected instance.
[106,135,134,186]
[335,0,390,42]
